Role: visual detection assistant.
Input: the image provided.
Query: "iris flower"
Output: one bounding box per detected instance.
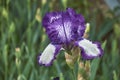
[38,8,103,66]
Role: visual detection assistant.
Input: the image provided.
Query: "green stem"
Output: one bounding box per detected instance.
[72,69,77,80]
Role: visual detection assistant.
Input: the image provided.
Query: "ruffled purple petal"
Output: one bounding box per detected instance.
[66,8,86,39]
[38,43,61,66]
[42,10,74,44]
[74,39,103,59]
[42,12,62,28]
[42,8,86,44]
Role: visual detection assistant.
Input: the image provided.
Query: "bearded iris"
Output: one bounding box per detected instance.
[38,8,103,66]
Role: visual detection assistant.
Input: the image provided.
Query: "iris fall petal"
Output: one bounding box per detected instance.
[38,43,61,66]
[75,39,103,59]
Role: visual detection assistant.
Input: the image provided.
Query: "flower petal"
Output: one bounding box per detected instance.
[38,43,61,66]
[75,39,103,59]
[42,11,73,44]
[42,8,86,44]
[67,8,86,39]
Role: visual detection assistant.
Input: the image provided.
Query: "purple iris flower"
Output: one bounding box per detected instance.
[38,8,103,66]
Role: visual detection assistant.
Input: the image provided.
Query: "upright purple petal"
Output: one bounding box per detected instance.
[66,8,86,39]
[63,8,86,40]
[38,43,61,66]
[42,10,73,44]
[42,8,86,44]
[42,12,62,27]
[66,8,76,18]
[74,39,103,59]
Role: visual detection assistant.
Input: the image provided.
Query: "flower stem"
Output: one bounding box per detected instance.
[72,69,77,80]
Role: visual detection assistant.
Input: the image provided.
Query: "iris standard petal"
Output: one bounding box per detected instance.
[38,43,61,66]
[75,39,103,59]
[73,14,86,39]
[42,8,86,44]
[67,8,86,39]
[42,12,62,27]
[42,11,73,44]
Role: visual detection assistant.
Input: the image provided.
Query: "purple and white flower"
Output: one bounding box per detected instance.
[38,8,103,66]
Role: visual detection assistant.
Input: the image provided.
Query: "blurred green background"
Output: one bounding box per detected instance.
[0,0,120,80]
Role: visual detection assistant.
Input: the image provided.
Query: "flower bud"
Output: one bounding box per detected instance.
[83,23,90,38]
[65,46,80,69]
[15,48,21,58]
[78,61,90,80]
[65,52,74,69]
[85,23,90,33]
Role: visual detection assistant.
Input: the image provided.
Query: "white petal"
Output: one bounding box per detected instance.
[38,43,61,66]
[75,39,103,59]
